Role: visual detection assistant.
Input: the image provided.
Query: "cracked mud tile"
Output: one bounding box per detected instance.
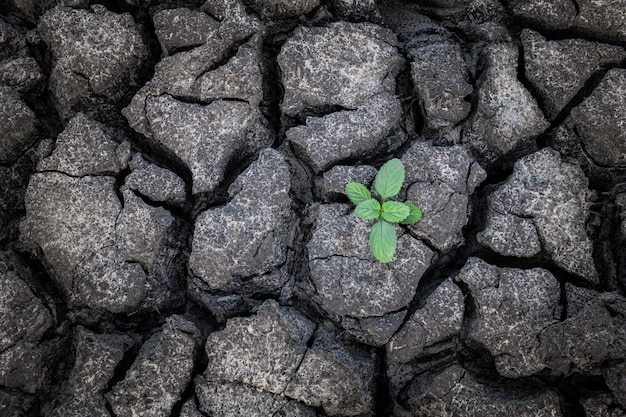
[37,4,148,122]
[478,148,598,283]
[20,114,186,314]
[306,203,435,346]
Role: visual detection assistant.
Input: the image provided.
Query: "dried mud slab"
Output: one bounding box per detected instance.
[1,0,625,416]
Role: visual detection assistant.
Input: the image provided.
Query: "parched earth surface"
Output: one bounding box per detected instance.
[0,0,625,416]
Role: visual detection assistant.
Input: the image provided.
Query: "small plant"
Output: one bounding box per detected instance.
[345,159,422,263]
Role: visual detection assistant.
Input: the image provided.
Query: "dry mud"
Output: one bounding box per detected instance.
[0,0,625,416]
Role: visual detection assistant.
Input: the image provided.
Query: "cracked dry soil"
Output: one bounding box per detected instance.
[0,0,625,416]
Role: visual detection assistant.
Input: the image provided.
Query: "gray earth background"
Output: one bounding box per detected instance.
[0,0,625,416]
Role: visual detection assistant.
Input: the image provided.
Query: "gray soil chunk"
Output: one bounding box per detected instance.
[204,300,315,395]
[401,363,562,417]
[521,29,626,120]
[477,210,541,257]
[20,117,186,314]
[0,87,35,164]
[286,92,402,172]
[279,22,403,172]
[284,328,375,416]
[0,57,44,94]
[0,254,54,394]
[153,8,219,55]
[457,258,561,378]
[566,69,626,167]
[402,142,487,251]
[37,113,130,176]
[106,316,200,417]
[537,292,626,375]
[317,164,377,202]
[463,43,549,163]
[604,362,626,408]
[126,153,186,204]
[511,0,626,43]
[246,0,321,19]
[411,41,472,129]
[479,148,598,282]
[307,204,434,344]
[279,22,401,115]
[195,378,317,417]
[387,279,464,363]
[123,31,269,194]
[581,394,626,417]
[48,327,135,417]
[189,149,294,293]
[37,5,148,120]
[145,95,256,195]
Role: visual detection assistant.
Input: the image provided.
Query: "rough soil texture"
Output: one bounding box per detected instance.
[0,0,625,416]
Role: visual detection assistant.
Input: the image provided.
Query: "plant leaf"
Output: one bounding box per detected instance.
[398,202,423,224]
[369,220,397,263]
[374,158,405,200]
[354,199,381,220]
[345,182,371,205]
[381,201,410,223]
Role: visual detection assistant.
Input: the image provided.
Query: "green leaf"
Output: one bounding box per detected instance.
[369,220,397,263]
[380,201,410,223]
[354,199,381,220]
[398,202,423,224]
[345,182,371,205]
[374,158,405,200]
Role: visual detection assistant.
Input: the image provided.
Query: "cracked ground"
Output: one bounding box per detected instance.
[0,0,625,416]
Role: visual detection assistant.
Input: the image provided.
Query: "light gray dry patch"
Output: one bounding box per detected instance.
[0,252,55,394]
[204,300,315,395]
[511,0,626,43]
[194,378,318,417]
[47,327,135,417]
[463,43,549,164]
[123,16,271,194]
[144,95,256,195]
[478,148,598,283]
[316,164,377,202]
[126,153,186,205]
[400,363,562,417]
[37,113,130,176]
[565,68,626,167]
[410,40,473,130]
[537,292,626,375]
[386,279,464,363]
[581,394,626,417]
[285,92,402,172]
[0,86,36,165]
[401,142,487,251]
[0,56,44,94]
[204,300,373,416]
[20,114,186,314]
[283,328,376,416]
[306,203,435,346]
[106,316,200,417]
[279,21,404,171]
[521,29,626,120]
[457,258,561,378]
[37,4,148,120]
[246,0,321,19]
[188,149,294,305]
[153,8,220,55]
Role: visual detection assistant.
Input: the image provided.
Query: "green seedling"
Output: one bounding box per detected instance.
[345,159,422,263]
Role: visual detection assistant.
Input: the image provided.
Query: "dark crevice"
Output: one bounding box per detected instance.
[168,336,208,417]
[103,333,142,395]
[130,188,192,222]
[373,347,394,416]
[261,33,287,146]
